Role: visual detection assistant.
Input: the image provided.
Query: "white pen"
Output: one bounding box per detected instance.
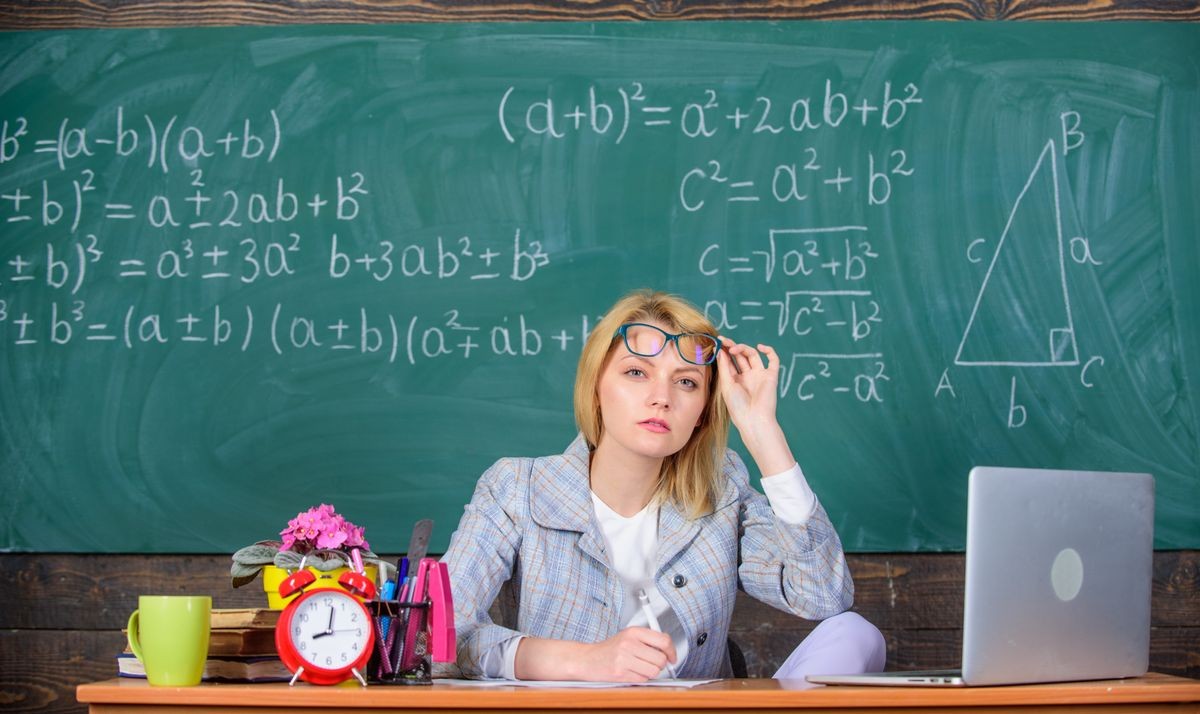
[636,588,677,679]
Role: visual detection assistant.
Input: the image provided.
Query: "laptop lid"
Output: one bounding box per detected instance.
[962,467,1154,686]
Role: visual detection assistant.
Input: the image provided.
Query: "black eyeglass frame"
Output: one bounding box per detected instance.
[612,322,722,366]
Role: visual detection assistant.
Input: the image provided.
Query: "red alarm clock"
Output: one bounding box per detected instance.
[274,563,377,686]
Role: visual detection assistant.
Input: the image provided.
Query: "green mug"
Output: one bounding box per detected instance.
[126,595,211,686]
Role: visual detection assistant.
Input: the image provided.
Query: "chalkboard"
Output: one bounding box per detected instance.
[1,22,1197,553]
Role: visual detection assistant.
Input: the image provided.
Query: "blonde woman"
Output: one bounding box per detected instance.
[440,289,885,681]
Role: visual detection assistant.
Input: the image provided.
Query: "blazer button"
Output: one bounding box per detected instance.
[673,574,687,588]
[696,632,708,646]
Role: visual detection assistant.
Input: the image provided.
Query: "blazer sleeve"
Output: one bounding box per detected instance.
[730,449,855,620]
[437,457,527,678]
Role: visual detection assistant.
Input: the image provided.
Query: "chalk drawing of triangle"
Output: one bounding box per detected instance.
[955,139,1079,367]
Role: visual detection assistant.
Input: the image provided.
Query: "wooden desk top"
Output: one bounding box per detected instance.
[77,673,1200,711]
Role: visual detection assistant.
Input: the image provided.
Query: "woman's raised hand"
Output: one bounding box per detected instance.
[716,338,780,431]
[716,337,796,476]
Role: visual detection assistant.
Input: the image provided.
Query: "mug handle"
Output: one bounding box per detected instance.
[126,609,144,662]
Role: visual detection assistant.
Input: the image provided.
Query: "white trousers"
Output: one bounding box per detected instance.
[772,612,887,679]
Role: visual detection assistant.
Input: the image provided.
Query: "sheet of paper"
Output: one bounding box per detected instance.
[436,678,719,688]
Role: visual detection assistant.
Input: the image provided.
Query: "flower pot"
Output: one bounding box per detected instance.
[262,563,379,610]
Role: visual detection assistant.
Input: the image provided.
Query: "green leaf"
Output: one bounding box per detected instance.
[230,560,263,588]
[232,543,279,566]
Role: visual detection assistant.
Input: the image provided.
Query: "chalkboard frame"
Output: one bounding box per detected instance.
[0,0,1198,29]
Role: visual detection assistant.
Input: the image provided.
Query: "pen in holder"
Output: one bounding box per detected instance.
[367,558,456,685]
[369,599,431,684]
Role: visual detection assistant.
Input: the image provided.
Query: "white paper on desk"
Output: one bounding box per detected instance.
[437,678,718,688]
[630,678,718,687]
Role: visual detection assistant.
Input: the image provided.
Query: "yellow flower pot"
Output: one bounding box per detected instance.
[262,563,379,610]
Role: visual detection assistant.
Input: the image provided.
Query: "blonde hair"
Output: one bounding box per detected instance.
[574,289,728,518]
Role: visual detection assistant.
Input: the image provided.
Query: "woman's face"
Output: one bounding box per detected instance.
[595,320,710,463]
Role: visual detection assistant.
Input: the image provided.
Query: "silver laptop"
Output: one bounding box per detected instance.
[809,466,1153,687]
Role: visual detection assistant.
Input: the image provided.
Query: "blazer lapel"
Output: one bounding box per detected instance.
[529,434,611,569]
[656,498,701,573]
[657,473,738,573]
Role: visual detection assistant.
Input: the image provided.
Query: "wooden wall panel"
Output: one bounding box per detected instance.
[0,552,1196,713]
[0,630,125,714]
[0,0,1196,29]
[5,551,1193,630]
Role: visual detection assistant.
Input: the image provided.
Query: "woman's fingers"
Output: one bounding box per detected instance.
[736,347,757,373]
[718,338,780,390]
[613,628,674,680]
[639,628,677,663]
[758,343,780,373]
[719,338,759,374]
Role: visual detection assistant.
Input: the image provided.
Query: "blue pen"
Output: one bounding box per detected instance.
[395,557,409,596]
[380,558,407,643]
[379,579,396,638]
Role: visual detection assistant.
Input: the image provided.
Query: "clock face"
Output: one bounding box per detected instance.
[285,589,372,673]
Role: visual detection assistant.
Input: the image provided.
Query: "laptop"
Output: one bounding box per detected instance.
[809,466,1154,687]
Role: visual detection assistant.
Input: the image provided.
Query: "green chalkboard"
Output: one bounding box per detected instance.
[1,22,1197,553]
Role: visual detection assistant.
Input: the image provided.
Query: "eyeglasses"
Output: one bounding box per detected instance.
[613,323,721,366]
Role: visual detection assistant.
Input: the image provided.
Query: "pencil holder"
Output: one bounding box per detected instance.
[367,600,431,685]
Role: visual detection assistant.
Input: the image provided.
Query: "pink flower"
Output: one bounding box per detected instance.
[317,529,348,549]
[344,525,368,549]
[277,504,368,556]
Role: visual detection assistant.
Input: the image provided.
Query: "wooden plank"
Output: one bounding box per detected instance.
[71,674,1200,709]
[0,554,269,630]
[1149,627,1200,680]
[1151,550,1200,626]
[0,630,124,714]
[2,552,1196,630]
[0,0,1196,29]
[735,626,1200,679]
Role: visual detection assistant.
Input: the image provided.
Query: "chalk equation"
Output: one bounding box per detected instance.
[0,300,601,365]
[498,80,923,144]
[0,108,282,174]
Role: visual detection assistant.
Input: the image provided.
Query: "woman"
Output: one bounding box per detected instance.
[439,289,885,681]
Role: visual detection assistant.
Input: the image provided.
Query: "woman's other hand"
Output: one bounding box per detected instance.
[514,627,676,682]
[582,627,677,682]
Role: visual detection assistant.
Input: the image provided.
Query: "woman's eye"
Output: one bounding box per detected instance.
[678,378,698,389]
[625,368,645,377]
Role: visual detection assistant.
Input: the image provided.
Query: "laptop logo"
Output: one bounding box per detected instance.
[1051,547,1084,601]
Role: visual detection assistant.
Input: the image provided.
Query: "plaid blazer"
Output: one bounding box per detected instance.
[438,434,853,678]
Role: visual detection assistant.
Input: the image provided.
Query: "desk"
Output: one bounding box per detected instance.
[77,673,1200,713]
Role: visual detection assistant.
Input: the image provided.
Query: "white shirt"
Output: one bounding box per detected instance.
[482,462,817,679]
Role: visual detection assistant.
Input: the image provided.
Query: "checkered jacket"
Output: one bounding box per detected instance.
[438,434,853,678]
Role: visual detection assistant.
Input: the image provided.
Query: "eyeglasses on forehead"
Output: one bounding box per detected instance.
[613,323,721,366]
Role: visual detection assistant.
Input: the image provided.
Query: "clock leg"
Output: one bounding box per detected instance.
[289,667,304,686]
[351,667,368,687]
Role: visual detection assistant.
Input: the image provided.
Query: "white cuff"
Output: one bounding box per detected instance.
[477,635,525,680]
[500,635,525,680]
[760,462,818,525]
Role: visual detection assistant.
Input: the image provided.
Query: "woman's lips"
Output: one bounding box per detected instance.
[638,419,670,433]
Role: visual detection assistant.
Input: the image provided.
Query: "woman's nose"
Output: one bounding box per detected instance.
[647,380,671,409]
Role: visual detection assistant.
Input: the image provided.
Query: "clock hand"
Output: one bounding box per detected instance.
[312,606,336,639]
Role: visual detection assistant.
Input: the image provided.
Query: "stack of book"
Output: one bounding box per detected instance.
[119,607,290,682]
